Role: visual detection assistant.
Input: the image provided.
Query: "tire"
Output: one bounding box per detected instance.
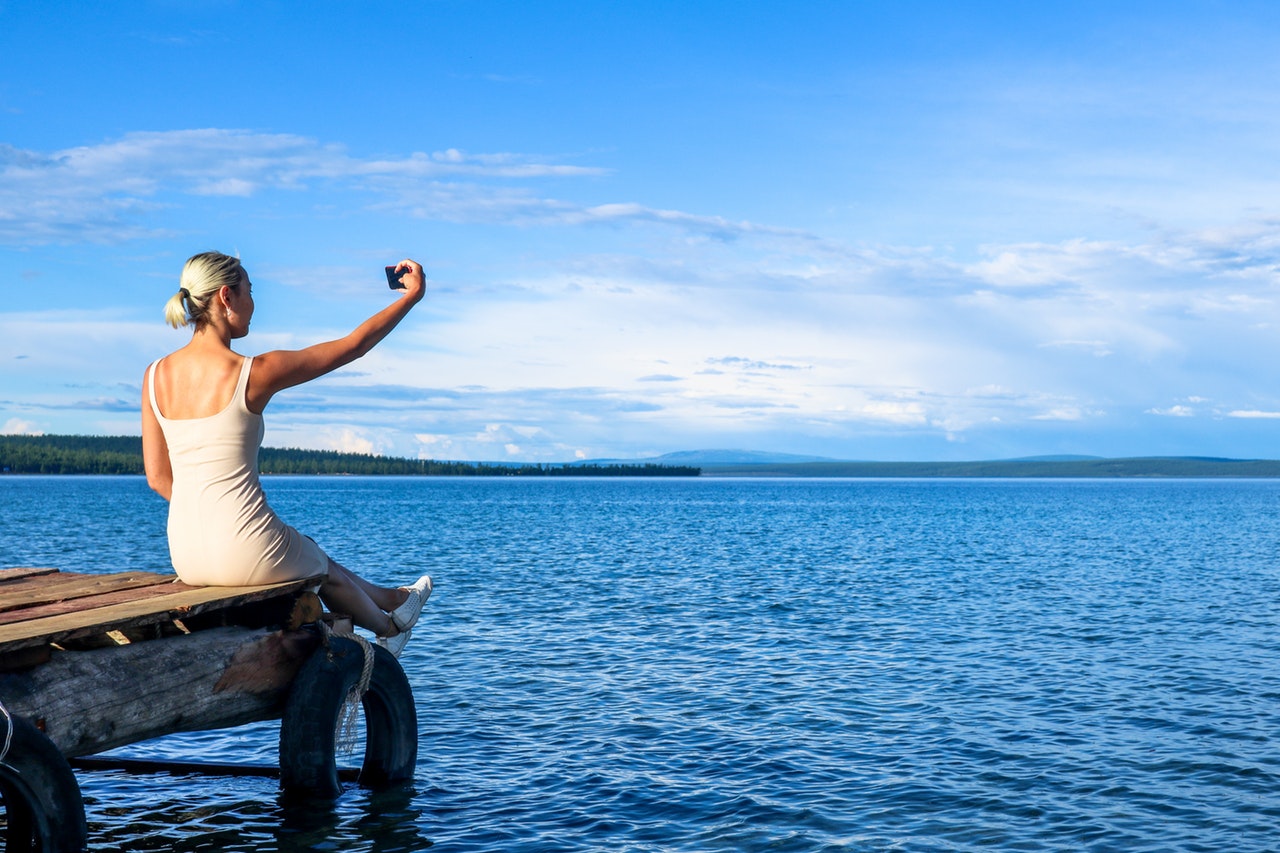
[278,637,418,799]
[0,712,88,853]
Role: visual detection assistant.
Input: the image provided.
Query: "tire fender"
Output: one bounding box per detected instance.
[0,708,89,853]
[278,636,418,799]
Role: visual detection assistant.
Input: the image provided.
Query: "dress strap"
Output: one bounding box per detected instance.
[146,359,164,421]
[235,356,255,413]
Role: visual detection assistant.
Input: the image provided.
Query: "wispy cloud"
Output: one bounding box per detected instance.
[1228,410,1280,419]
[1,130,811,246]
[0,131,613,245]
[9,128,1280,459]
[706,356,812,373]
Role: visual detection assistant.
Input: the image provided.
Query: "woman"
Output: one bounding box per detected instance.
[142,251,430,657]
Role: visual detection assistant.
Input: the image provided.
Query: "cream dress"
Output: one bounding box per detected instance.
[147,355,329,586]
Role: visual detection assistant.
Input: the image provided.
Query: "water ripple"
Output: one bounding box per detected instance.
[6,477,1280,850]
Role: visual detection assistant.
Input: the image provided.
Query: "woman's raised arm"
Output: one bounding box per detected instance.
[246,260,426,413]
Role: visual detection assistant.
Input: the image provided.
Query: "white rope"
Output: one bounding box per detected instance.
[320,621,375,755]
[0,700,13,766]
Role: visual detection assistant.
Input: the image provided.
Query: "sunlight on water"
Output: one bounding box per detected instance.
[4,476,1280,851]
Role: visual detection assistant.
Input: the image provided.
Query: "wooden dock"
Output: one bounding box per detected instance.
[0,567,419,852]
[0,566,324,672]
[1,567,328,757]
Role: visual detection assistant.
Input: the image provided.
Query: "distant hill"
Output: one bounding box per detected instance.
[697,457,1280,478]
[654,449,837,465]
[574,449,1280,477]
[575,449,837,466]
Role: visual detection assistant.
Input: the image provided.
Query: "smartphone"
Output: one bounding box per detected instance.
[385,265,408,290]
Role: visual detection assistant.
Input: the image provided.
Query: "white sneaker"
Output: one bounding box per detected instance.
[378,628,412,658]
[390,575,433,634]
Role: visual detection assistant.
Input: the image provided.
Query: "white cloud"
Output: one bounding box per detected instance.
[1,130,823,248]
[0,131,611,245]
[357,148,605,179]
[1,130,831,249]
[326,428,376,455]
[1031,407,1093,422]
[10,130,1280,460]
[7,205,1280,463]
[191,178,257,197]
[556,203,809,241]
[1227,410,1280,419]
[2,418,41,435]
[1039,340,1113,358]
[967,238,1126,289]
[861,401,928,426]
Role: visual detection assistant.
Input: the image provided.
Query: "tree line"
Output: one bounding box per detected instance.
[0,435,700,477]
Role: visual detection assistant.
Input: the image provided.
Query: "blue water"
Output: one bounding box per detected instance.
[4,475,1280,851]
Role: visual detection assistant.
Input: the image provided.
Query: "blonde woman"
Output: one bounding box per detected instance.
[142,251,431,657]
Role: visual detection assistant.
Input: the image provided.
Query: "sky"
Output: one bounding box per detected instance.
[4,1,1280,462]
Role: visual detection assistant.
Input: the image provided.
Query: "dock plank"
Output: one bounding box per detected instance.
[0,567,61,583]
[0,570,178,614]
[0,573,323,653]
[0,578,197,627]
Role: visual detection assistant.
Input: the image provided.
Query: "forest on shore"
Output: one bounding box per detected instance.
[0,435,701,477]
[6,435,1280,478]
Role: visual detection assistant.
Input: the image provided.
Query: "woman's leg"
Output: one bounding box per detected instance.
[318,559,405,636]
[339,564,409,612]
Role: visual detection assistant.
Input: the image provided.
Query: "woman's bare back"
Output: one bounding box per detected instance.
[151,348,247,420]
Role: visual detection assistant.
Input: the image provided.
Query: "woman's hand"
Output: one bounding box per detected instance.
[392,259,426,305]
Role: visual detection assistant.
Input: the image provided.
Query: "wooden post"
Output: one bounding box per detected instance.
[0,625,321,758]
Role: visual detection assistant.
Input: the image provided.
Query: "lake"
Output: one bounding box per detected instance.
[3,475,1280,851]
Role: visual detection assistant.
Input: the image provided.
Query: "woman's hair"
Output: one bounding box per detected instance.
[164,251,244,329]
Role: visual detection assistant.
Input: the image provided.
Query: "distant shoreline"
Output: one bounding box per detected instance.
[4,435,1280,478]
[698,458,1280,478]
[0,435,700,477]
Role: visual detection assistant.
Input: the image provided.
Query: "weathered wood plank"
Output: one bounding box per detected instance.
[0,624,325,757]
[0,577,193,627]
[0,567,61,583]
[0,575,323,652]
[0,570,177,614]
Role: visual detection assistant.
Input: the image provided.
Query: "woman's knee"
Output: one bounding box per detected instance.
[320,565,352,595]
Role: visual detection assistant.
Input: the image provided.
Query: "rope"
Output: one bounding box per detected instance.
[319,621,375,755]
[0,700,13,766]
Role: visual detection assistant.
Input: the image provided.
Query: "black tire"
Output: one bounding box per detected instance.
[0,712,88,853]
[278,637,418,799]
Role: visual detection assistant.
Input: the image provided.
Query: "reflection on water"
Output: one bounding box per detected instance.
[276,786,431,853]
[83,770,431,853]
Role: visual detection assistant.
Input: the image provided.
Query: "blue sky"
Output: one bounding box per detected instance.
[4,1,1280,461]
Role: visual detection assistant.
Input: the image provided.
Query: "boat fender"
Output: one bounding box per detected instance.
[278,636,418,799]
[0,703,89,853]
